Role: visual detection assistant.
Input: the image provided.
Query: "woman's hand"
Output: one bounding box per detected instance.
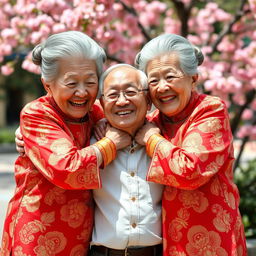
[15,126,25,156]
[135,121,161,146]
[105,124,131,150]
[94,118,108,141]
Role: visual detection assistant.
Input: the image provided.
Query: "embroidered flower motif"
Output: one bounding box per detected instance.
[44,187,66,206]
[21,195,40,212]
[186,225,228,256]
[34,231,67,255]
[169,208,190,242]
[212,204,232,233]
[13,246,31,256]
[210,132,225,151]
[179,191,209,213]
[65,163,97,189]
[19,212,55,244]
[169,246,187,256]
[60,199,87,228]
[0,232,9,255]
[70,244,86,256]
[164,186,177,201]
[19,220,45,244]
[197,118,222,133]
[48,138,72,166]
[182,133,208,162]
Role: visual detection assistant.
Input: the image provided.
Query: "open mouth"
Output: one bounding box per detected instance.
[116,110,133,116]
[159,95,176,103]
[69,100,87,107]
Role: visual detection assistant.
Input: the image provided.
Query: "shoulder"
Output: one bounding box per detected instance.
[21,95,61,122]
[193,93,228,114]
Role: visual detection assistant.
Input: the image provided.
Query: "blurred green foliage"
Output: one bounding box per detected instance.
[0,126,17,143]
[235,159,256,238]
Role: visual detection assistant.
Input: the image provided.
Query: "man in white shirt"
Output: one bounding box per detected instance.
[90,64,163,256]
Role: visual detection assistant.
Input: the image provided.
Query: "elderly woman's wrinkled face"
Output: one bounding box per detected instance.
[43,56,98,120]
[146,53,197,117]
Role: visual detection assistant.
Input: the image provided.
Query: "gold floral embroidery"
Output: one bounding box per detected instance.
[60,199,87,228]
[222,183,236,210]
[78,219,93,241]
[212,204,232,233]
[205,161,219,175]
[19,212,55,244]
[0,232,9,255]
[179,191,208,213]
[48,138,73,166]
[182,133,208,162]
[197,118,222,133]
[164,186,177,201]
[44,187,66,206]
[186,225,228,256]
[65,163,98,189]
[70,244,86,256]
[168,153,195,176]
[210,132,225,151]
[35,131,49,146]
[210,177,222,196]
[169,208,189,242]
[19,220,45,244]
[21,195,40,213]
[13,246,31,256]
[169,246,187,256]
[34,231,67,255]
[9,210,23,238]
[28,146,51,177]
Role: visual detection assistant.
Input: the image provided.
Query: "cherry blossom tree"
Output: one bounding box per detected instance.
[0,0,255,167]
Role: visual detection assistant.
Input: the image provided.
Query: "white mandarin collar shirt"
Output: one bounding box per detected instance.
[91,139,164,249]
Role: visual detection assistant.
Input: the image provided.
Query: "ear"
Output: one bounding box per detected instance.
[191,74,199,90]
[41,78,52,95]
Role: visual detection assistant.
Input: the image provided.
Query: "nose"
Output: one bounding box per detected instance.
[157,79,170,93]
[116,92,129,106]
[74,84,88,97]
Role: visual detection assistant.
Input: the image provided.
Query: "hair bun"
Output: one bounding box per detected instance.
[32,44,44,65]
[193,46,204,66]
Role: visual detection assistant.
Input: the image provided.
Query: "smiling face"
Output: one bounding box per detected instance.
[42,56,98,120]
[101,66,150,136]
[146,53,198,117]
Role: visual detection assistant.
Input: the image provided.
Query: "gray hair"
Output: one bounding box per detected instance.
[32,31,106,82]
[135,34,204,75]
[98,64,148,97]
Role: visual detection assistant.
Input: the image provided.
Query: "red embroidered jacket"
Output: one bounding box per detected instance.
[1,96,103,256]
[147,92,247,256]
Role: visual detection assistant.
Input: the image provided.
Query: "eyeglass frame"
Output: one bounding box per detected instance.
[101,88,149,102]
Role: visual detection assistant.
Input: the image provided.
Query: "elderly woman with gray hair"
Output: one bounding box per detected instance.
[0,31,130,256]
[135,34,247,256]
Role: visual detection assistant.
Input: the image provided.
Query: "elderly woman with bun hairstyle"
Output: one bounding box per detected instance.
[0,31,131,256]
[135,34,247,256]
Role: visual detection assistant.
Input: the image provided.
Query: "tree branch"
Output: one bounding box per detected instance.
[118,0,152,41]
[208,0,250,56]
[171,0,196,37]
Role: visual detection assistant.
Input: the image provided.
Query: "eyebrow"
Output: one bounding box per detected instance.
[106,83,139,90]
[148,67,181,76]
[64,72,97,80]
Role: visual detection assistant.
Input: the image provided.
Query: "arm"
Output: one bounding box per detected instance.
[146,98,234,190]
[20,102,102,190]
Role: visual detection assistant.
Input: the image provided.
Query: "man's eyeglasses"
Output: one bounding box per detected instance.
[102,88,148,102]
